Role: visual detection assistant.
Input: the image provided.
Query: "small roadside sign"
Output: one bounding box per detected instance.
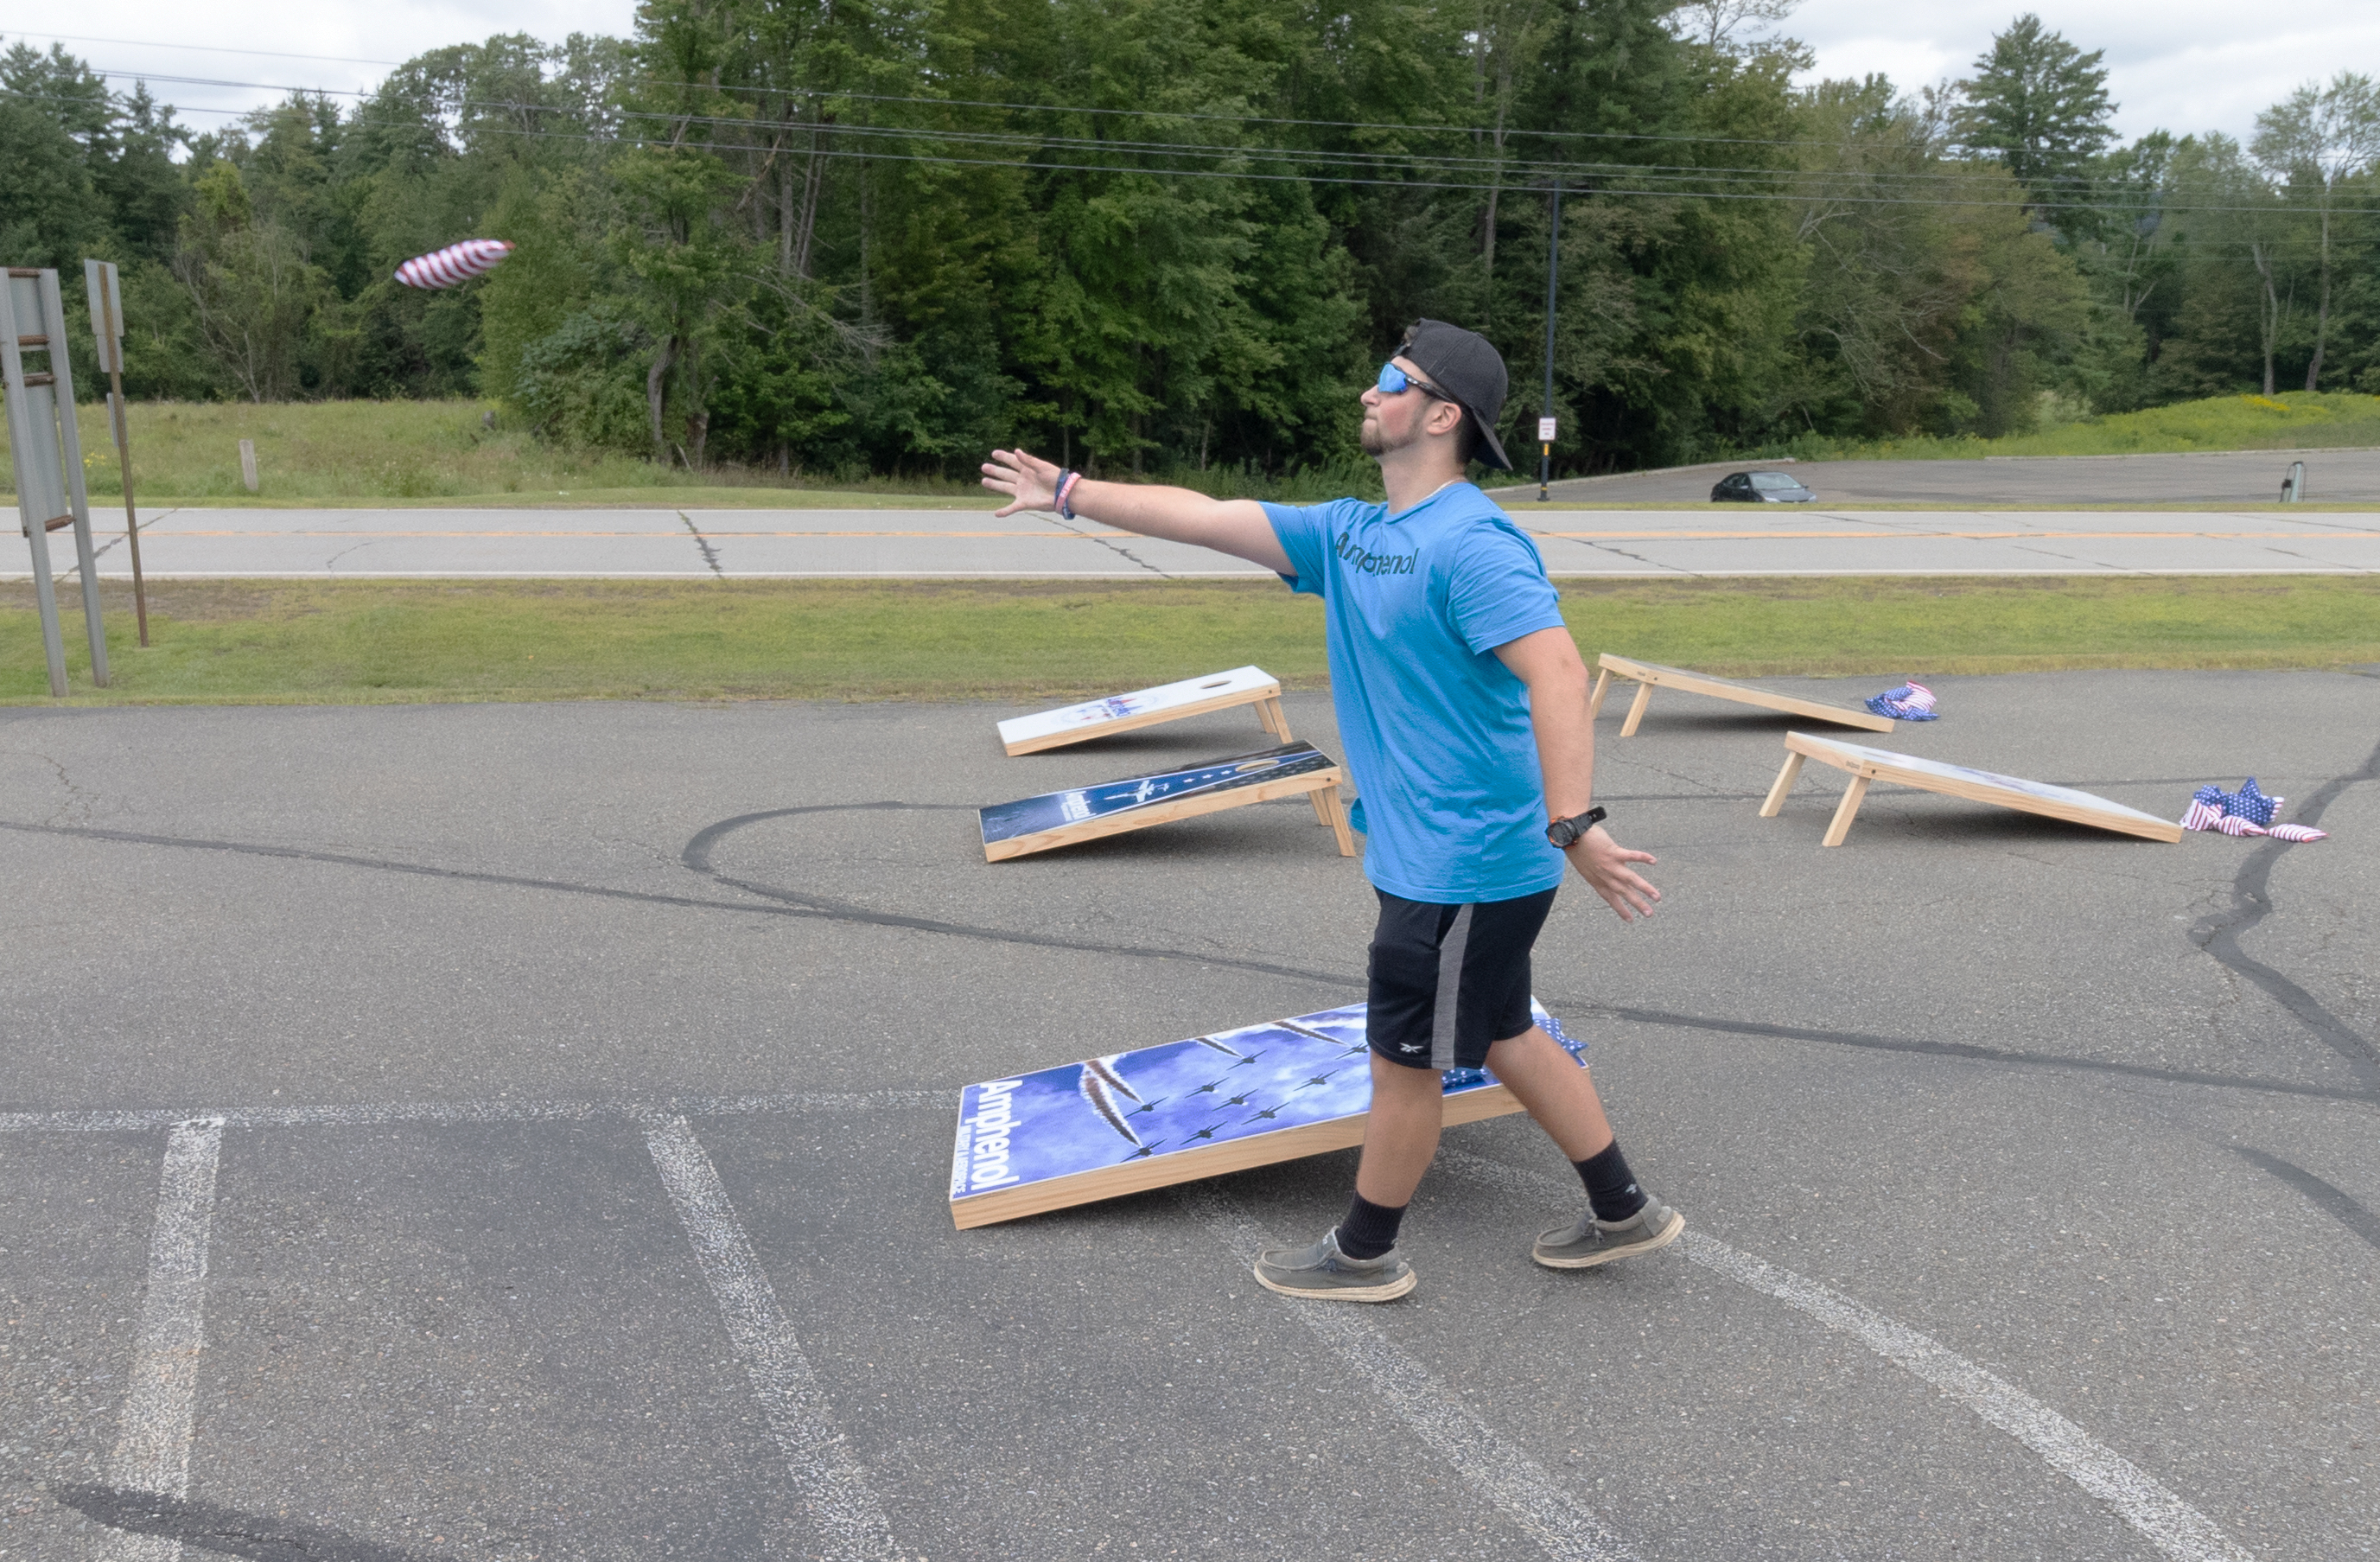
[1537,417,1557,443]
[84,259,122,373]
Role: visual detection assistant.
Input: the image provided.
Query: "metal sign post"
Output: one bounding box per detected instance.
[85,258,147,645]
[1,267,110,694]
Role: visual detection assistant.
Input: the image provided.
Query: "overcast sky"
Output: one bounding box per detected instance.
[3,0,2371,147]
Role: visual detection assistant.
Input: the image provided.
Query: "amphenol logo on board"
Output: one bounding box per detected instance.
[956,1078,1027,1194]
[1333,532,1416,576]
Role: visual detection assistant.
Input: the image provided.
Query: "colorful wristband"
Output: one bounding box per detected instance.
[1055,470,1083,520]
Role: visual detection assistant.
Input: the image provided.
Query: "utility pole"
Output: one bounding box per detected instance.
[1539,178,1562,503]
[86,259,148,645]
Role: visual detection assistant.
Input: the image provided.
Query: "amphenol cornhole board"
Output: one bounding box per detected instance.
[980,740,1356,861]
[998,666,1289,755]
[1760,730,2185,848]
[951,1002,1584,1227]
[1589,653,1895,736]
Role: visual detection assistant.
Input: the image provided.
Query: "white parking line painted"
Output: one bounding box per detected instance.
[99,1118,226,1562]
[1184,1187,1638,1562]
[644,1116,902,1562]
[1435,1148,2257,1562]
[0,1087,948,1137]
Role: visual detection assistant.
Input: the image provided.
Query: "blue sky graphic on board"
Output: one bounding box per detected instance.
[951,1002,1584,1202]
[978,741,1332,846]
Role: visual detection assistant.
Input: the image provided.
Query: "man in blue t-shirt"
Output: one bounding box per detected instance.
[981,320,1683,1302]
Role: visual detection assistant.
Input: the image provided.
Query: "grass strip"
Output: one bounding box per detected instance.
[3,577,2375,707]
[1745,390,2380,462]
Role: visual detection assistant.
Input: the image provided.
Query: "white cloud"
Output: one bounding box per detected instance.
[0,1,638,129]
[1788,0,2380,142]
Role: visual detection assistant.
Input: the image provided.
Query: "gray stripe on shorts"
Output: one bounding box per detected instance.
[1431,902,1476,1072]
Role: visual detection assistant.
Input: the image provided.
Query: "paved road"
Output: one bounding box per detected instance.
[1531,447,2380,507]
[3,674,2375,1560]
[10,503,2380,577]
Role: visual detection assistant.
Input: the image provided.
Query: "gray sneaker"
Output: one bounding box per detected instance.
[1531,1195,1684,1270]
[1252,1227,1417,1302]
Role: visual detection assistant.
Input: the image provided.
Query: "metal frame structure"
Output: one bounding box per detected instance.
[2,266,109,694]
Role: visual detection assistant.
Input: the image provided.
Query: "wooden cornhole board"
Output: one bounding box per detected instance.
[1761,730,2185,848]
[1589,653,1896,736]
[998,666,1288,755]
[979,740,1356,862]
[951,1001,1583,1227]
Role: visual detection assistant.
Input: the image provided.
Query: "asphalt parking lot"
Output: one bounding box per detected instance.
[2,668,2375,1561]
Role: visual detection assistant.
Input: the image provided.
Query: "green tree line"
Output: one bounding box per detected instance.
[3,3,2377,479]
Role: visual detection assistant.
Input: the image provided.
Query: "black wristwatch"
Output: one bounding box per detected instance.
[1545,807,1607,849]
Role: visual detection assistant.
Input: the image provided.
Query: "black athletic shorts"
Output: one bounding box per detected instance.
[1366,887,1559,1071]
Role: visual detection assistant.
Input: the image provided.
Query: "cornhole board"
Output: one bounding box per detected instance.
[1760,730,2185,848]
[998,666,1288,755]
[979,740,1356,862]
[1588,653,1896,736]
[951,1001,1583,1228]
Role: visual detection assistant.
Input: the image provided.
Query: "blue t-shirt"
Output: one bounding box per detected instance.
[1263,482,1569,904]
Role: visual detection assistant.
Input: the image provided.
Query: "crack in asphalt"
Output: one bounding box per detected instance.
[2189,735,2380,1086]
[1046,513,1170,576]
[677,511,725,577]
[53,1484,424,1560]
[6,803,2377,1110]
[2237,1147,2380,1253]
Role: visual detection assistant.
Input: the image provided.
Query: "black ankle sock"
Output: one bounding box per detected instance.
[1335,1193,1407,1259]
[1574,1141,1646,1222]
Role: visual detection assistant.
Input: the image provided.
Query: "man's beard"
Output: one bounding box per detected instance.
[1359,413,1414,459]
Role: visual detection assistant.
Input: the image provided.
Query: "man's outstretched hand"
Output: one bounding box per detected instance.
[982,449,1062,518]
[1565,825,1660,922]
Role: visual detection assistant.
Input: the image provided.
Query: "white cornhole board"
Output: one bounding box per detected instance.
[1760,730,2185,847]
[979,741,1356,862]
[950,1001,1584,1228]
[998,666,1287,755]
[1589,653,1895,736]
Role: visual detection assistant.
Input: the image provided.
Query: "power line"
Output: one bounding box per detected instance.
[10,81,2343,224]
[54,61,2236,204]
[0,28,404,67]
[4,21,2181,179]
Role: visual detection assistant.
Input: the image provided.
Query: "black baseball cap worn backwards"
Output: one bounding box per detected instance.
[1399,318,1513,471]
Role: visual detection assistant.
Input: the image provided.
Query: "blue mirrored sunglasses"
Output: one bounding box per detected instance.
[1377,361,1453,401]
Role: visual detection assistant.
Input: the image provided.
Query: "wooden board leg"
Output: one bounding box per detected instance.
[1318,786,1357,857]
[1587,666,1613,721]
[1758,752,1805,819]
[1618,680,1654,737]
[1821,775,1870,848]
[1260,696,1292,742]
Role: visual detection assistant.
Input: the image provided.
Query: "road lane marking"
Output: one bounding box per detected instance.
[646,1116,902,1562]
[1436,1148,2257,1562]
[1187,1187,1638,1562]
[99,1118,226,1562]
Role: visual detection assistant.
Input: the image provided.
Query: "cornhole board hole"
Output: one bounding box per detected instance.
[1589,653,1896,736]
[951,1001,1583,1228]
[1760,730,2185,848]
[979,740,1356,862]
[998,666,1288,755]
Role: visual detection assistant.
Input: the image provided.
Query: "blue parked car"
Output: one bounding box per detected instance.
[1711,470,1815,503]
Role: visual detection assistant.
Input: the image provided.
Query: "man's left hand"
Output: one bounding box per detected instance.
[1566,825,1659,921]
